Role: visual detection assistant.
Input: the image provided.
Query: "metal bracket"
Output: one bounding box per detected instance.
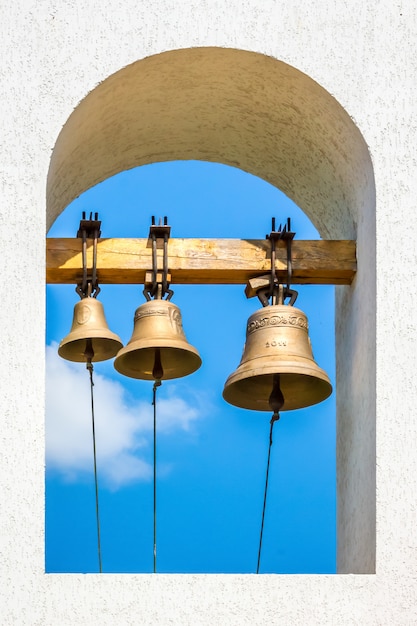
[77,212,102,240]
[246,217,298,307]
[75,211,101,299]
[267,217,295,288]
[144,216,174,301]
[245,275,298,307]
[146,218,171,247]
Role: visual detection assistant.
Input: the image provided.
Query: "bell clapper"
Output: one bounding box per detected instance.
[152,347,164,383]
[84,337,94,369]
[269,373,284,418]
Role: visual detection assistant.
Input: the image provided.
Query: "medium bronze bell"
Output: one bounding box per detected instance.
[114,299,201,380]
[58,297,123,362]
[223,303,332,411]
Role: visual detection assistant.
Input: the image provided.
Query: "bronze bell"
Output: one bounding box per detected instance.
[223,303,332,411]
[58,297,123,362]
[114,299,201,380]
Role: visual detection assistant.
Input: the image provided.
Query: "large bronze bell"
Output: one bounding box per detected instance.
[58,297,123,362]
[114,299,201,380]
[223,303,332,411]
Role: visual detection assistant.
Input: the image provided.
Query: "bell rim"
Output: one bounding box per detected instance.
[223,373,332,411]
[114,344,202,380]
[223,362,332,412]
[224,354,331,381]
[115,337,201,357]
[58,335,123,362]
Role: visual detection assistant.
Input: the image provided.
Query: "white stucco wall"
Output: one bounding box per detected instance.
[0,1,416,624]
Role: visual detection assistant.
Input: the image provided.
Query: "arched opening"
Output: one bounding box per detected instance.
[46,47,376,573]
[46,160,336,573]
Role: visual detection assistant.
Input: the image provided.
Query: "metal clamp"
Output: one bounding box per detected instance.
[75,212,101,299]
[267,216,296,292]
[246,276,298,307]
[143,216,174,301]
[245,217,298,307]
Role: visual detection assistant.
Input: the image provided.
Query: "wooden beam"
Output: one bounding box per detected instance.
[46,238,356,285]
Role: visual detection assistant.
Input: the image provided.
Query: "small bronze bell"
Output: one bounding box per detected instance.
[114,299,201,380]
[223,303,332,411]
[58,297,123,362]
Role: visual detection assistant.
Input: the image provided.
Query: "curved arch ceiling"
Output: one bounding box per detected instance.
[47,47,373,238]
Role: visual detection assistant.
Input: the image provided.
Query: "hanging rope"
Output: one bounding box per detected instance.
[84,340,103,574]
[152,380,160,573]
[152,348,163,574]
[256,373,284,574]
[256,413,280,574]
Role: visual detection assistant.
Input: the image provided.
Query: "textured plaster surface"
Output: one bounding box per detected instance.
[0,0,416,624]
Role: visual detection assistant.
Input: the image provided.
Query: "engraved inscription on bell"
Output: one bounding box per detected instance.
[247,311,308,334]
[76,302,91,325]
[169,306,184,335]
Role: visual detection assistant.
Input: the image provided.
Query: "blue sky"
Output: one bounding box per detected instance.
[45,160,336,574]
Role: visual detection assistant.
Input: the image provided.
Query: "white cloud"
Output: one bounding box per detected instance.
[46,343,206,489]
[154,391,202,433]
